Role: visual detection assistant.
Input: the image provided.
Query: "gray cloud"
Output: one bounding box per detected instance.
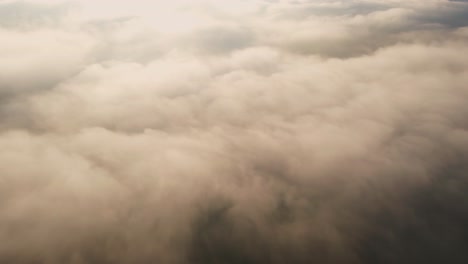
[0,1,72,29]
[1,0,468,263]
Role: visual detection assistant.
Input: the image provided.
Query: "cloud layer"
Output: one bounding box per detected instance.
[1,0,468,263]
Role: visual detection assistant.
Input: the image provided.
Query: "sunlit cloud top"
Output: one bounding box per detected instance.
[1,0,468,263]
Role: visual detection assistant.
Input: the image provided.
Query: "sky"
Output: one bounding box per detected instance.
[1,0,468,263]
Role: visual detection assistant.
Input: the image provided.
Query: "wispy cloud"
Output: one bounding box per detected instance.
[1,1,468,263]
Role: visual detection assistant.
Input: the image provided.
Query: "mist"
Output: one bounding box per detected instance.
[1,0,468,263]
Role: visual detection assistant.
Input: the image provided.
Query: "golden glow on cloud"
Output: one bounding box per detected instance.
[1,0,468,263]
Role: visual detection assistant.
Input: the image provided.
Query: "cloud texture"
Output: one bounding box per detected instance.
[1,0,468,263]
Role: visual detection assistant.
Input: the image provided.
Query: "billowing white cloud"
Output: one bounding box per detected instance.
[1,0,468,263]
